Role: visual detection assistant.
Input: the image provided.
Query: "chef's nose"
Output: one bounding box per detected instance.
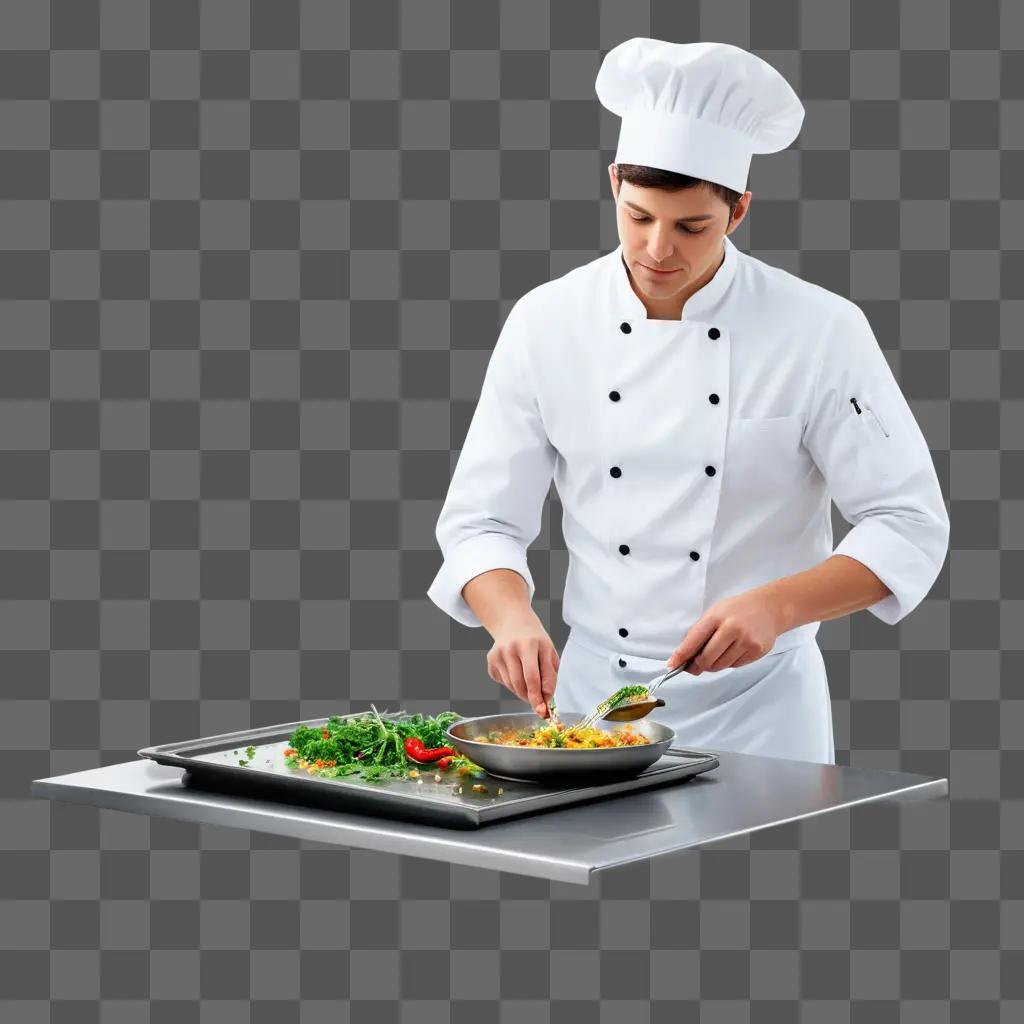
[646,232,675,264]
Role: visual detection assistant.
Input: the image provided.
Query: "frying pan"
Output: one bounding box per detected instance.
[446,711,675,784]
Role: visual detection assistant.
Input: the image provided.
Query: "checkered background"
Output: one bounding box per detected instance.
[0,0,1019,1019]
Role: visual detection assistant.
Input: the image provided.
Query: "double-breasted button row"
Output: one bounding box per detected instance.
[613,388,718,404]
[612,322,719,647]
[612,464,714,478]
[619,321,720,340]
[618,543,698,560]
[615,541,701,644]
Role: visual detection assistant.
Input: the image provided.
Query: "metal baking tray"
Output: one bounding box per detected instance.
[138,712,720,829]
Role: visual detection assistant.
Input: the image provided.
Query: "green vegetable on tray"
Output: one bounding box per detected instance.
[283,706,486,784]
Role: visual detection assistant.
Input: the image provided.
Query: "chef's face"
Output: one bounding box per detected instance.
[609,165,750,298]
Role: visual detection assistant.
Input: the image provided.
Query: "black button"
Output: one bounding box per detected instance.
[609,390,621,402]
[620,322,631,334]
[618,544,630,555]
[618,627,628,637]
[690,550,700,561]
[708,327,720,339]
[610,466,622,478]
[618,658,627,668]
[705,465,716,476]
[709,393,720,404]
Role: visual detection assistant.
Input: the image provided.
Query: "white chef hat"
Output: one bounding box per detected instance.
[595,38,804,195]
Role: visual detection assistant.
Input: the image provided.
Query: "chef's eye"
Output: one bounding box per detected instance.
[628,214,704,234]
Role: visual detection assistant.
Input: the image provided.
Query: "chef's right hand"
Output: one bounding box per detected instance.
[486,613,560,718]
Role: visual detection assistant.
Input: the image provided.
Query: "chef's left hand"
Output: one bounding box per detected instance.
[666,588,788,675]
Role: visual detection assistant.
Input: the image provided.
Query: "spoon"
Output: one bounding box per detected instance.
[598,656,694,722]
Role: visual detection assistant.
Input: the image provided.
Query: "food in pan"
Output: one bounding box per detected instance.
[478,719,650,748]
[284,706,485,783]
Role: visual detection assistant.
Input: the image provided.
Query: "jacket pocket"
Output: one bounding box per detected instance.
[850,396,890,439]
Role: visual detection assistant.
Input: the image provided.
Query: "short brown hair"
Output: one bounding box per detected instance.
[614,163,743,224]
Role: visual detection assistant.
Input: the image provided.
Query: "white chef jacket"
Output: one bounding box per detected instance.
[426,234,950,761]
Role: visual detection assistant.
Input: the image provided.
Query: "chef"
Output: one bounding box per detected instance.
[426,39,949,764]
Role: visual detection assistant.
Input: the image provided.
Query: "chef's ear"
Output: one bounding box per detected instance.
[725,191,752,235]
[608,163,619,199]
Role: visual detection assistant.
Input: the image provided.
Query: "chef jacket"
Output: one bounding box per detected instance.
[426,234,950,666]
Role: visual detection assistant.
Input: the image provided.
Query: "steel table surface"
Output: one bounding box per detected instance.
[32,751,947,885]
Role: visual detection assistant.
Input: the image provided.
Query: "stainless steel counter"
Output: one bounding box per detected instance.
[32,751,946,885]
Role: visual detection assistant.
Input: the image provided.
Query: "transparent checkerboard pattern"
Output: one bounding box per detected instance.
[0,0,1020,1020]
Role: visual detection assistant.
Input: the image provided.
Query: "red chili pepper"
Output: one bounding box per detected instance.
[322,728,330,740]
[404,736,455,763]
[426,746,455,762]
[436,756,452,770]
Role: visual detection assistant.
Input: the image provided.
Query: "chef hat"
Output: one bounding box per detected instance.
[595,38,804,195]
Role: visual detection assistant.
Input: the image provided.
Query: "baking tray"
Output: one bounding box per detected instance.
[138,712,720,829]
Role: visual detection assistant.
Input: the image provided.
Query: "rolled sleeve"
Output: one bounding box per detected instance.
[803,302,950,625]
[427,533,535,628]
[427,299,556,629]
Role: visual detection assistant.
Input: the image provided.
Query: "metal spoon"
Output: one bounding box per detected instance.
[599,657,694,722]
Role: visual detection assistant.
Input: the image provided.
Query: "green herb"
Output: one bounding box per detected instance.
[235,743,258,767]
[286,707,478,783]
[444,753,488,778]
[573,685,652,729]
[598,685,650,714]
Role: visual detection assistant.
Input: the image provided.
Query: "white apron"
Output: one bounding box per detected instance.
[552,629,836,765]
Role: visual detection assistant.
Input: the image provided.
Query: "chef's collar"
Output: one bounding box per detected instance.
[612,232,739,322]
